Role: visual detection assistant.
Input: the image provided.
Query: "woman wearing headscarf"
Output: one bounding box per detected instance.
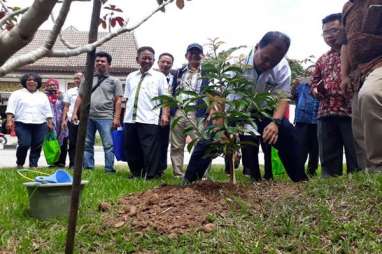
[6,73,53,168]
[45,78,69,167]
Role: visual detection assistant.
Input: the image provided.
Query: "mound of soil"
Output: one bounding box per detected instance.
[104,181,300,235]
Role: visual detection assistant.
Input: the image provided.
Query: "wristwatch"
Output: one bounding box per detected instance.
[272,118,282,127]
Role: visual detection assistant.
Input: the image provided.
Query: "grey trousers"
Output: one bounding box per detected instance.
[353,66,382,170]
[170,110,198,176]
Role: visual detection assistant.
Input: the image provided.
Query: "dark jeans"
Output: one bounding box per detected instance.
[317,116,359,177]
[240,135,273,181]
[185,118,308,182]
[124,123,161,179]
[295,122,319,175]
[158,124,170,174]
[15,122,48,167]
[68,121,78,168]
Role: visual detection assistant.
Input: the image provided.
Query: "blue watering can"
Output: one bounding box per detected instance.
[35,169,73,184]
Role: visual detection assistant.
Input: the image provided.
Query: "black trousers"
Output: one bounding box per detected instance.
[240,135,273,181]
[317,116,358,177]
[68,121,79,168]
[56,137,68,166]
[158,125,170,174]
[124,123,161,179]
[185,118,308,183]
[295,122,319,175]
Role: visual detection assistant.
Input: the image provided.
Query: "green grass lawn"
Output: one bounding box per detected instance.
[0,166,381,253]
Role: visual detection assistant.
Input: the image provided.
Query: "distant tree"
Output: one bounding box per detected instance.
[287,56,314,82]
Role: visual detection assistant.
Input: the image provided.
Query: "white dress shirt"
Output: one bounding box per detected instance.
[123,68,169,125]
[63,86,79,121]
[244,48,291,97]
[165,73,174,89]
[177,67,202,104]
[6,88,53,124]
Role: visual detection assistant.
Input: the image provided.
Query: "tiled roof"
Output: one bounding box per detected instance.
[14,26,139,74]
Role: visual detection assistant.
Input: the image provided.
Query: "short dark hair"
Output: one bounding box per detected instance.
[137,46,155,57]
[158,52,174,62]
[20,73,42,89]
[258,31,291,52]
[322,13,342,25]
[95,51,112,64]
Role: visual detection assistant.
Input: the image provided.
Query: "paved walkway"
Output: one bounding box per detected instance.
[0,146,234,168]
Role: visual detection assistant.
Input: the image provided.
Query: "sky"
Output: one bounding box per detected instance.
[11,0,347,68]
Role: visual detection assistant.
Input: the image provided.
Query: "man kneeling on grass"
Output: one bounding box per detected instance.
[184,31,308,183]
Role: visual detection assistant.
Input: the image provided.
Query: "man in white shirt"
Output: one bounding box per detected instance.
[184,32,308,183]
[157,52,175,176]
[123,46,170,179]
[62,72,83,168]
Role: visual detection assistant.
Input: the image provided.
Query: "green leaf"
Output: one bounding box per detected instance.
[186,138,198,153]
[171,116,182,129]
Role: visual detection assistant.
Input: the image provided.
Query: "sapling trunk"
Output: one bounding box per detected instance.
[229,152,236,184]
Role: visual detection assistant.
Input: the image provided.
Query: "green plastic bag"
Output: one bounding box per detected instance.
[271,147,285,176]
[43,131,61,165]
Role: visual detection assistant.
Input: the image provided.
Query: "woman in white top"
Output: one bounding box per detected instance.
[6,73,53,168]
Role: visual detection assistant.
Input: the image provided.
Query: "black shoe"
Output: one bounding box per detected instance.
[307,170,317,177]
[264,175,273,181]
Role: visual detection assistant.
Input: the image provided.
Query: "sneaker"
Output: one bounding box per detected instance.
[174,174,184,179]
[173,171,184,177]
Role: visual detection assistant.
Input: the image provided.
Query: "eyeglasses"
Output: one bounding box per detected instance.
[322,28,340,36]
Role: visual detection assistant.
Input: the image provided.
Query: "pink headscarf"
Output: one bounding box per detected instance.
[45,78,60,104]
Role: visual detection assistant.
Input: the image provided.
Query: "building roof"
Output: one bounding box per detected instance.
[14,26,139,75]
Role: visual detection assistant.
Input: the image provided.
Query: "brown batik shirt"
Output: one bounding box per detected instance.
[342,0,382,90]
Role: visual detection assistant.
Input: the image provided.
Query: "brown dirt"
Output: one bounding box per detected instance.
[103,181,301,235]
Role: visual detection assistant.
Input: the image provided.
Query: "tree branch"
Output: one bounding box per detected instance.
[0,7,28,30]
[0,0,73,76]
[0,0,178,76]
[50,0,174,57]
[45,0,73,50]
[0,0,58,66]
[50,12,78,49]
[0,0,9,12]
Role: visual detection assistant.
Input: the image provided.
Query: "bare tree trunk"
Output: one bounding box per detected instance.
[64,0,101,253]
